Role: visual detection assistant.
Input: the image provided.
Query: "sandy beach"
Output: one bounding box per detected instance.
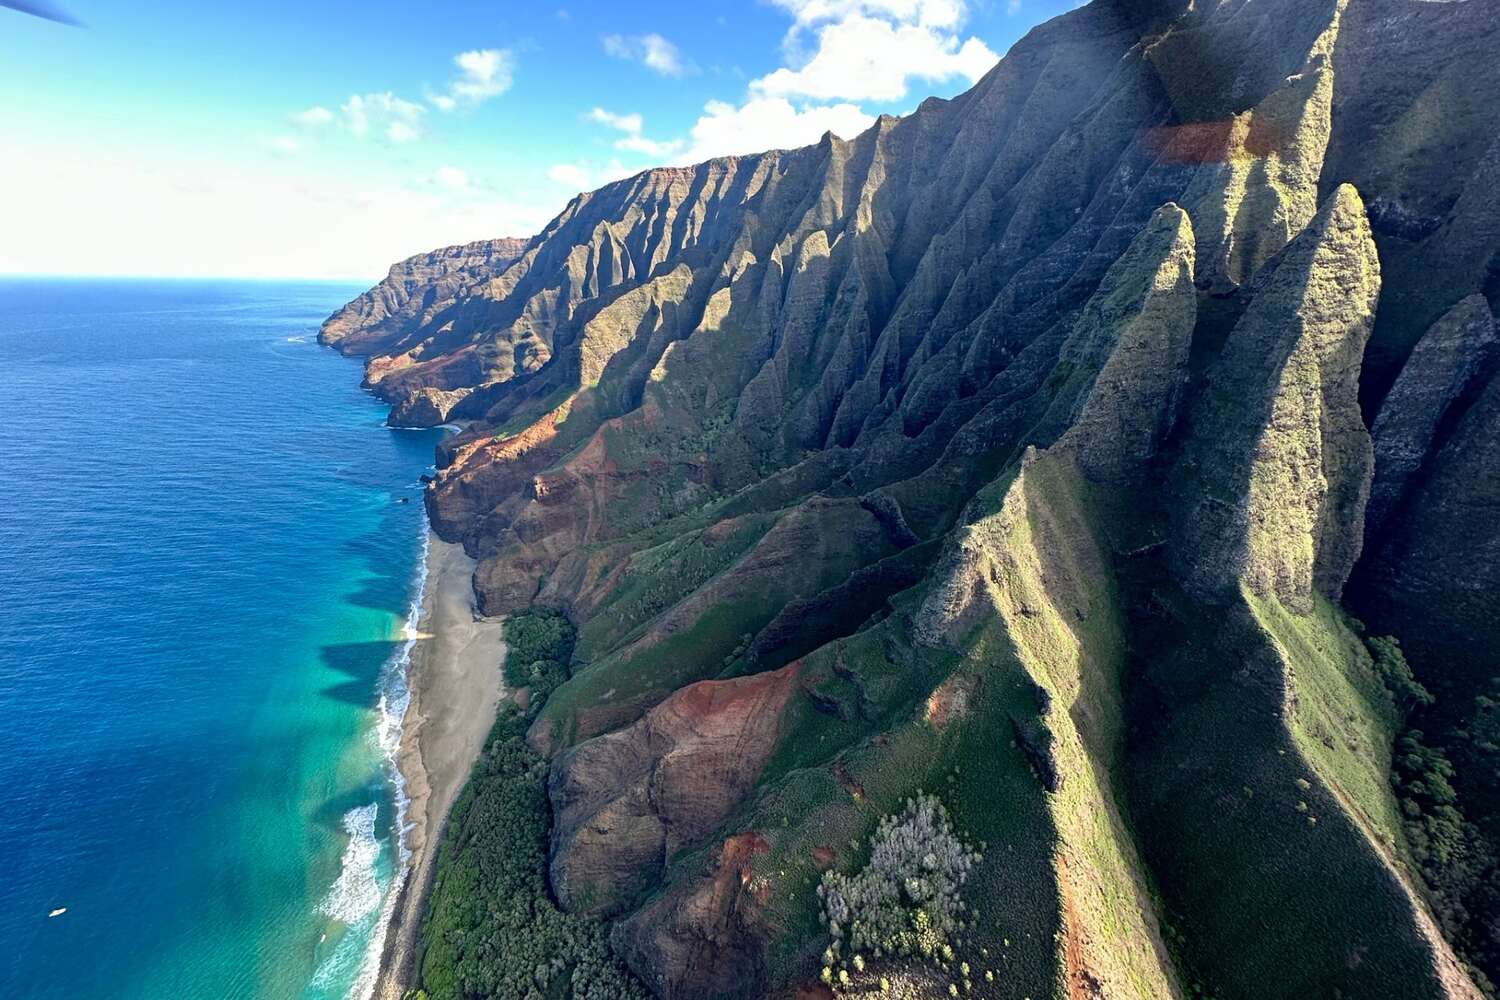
[374,535,507,1000]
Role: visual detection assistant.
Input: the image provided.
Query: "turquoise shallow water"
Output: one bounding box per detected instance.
[0,279,440,998]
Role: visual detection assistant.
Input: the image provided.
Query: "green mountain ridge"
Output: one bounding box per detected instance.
[323,0,1500,996]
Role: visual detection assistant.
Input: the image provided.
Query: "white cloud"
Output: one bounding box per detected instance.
[602,33,690,76]
[341,92,427,143]
[290,48,512,152]
[386,121,420,143]
[677,97,874,162]
[262,135,302,155]
[1007,0,1021,13]
[616,133,681,157]
[642,0,991,169]
[433,166,470,189]
[291,106,334,128]
[769,0,965,29]
[587,107,644,135]
[547,158,642,193]
[425,48,515,112]
[585,107,684,159]
[452,48,514,103]
[752,3,996,103]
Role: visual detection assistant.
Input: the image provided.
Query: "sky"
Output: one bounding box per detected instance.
[0,0,1079,280]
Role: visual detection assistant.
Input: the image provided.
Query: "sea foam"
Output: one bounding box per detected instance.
[340,520,430,1000]
[318,804,383,926]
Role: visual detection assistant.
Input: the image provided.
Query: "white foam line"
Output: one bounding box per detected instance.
[320,804,384,925]
[345,516,430,1000]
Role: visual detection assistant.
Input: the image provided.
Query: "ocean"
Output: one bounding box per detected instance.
[0,279,441,998]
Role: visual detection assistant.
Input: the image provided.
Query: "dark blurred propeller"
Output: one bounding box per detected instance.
[1,1,83,25]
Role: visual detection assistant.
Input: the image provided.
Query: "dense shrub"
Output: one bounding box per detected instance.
[503,609,576,700]
[1367,635,1434,717]
[1364,635,1473,885]
[817,794,978,981]
[418,612,646,1000]
[1392,727,1498,995]
[1365,635,1499,995]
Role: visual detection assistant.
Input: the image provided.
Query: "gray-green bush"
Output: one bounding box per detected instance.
[817,794,978,967]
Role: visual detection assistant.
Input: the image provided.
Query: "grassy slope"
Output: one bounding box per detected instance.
[1125,578,1450,1000]
[999,454,1180,1000]
[1247,590,1406,852]
[573,514,777,662]
[421,442,1457,1000]
[535,497,897,750]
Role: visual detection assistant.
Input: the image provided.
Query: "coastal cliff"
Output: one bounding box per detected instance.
[326,0,1500,997]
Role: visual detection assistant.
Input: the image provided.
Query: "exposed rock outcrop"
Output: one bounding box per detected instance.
[548,664,800,916]
[920,202,1196,645]
[1179,51,1336,292]
[1363,368,1500,687]
[610,832,773,1000]
[1171,184,1379,610]
[1366,295,1497,533]
[320,236,528,357]
[1055,202,1197,483]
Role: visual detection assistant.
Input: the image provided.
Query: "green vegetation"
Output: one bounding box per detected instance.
[327,0,1500,994]
[1367,635,1435,718]
[1122,585,1445,1000]
[1253,592,1405,847]
[503,609,576,701]
[1395,730,1473,891]
[1468,690,1500,755]
[574,515,773,661]
[1364,635,1498,996]
[538,497,898,749]
[418,613,647,1000]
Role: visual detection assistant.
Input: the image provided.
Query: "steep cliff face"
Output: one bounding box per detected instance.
[1170,184,1379,610]
[326,0,1500,997]
[1365,295,1497,535]
[320,236,530,358]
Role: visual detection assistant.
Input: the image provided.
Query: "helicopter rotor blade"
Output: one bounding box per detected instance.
[1,1,84,26]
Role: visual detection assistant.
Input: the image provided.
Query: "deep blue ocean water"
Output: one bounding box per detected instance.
[0,279,441,998]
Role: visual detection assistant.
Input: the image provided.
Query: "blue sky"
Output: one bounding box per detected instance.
[0,0,1077,279]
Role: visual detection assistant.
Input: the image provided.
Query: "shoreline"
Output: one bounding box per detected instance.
[372,533,508,1000]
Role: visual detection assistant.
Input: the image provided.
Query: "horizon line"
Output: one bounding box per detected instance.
[0,270,382,284]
